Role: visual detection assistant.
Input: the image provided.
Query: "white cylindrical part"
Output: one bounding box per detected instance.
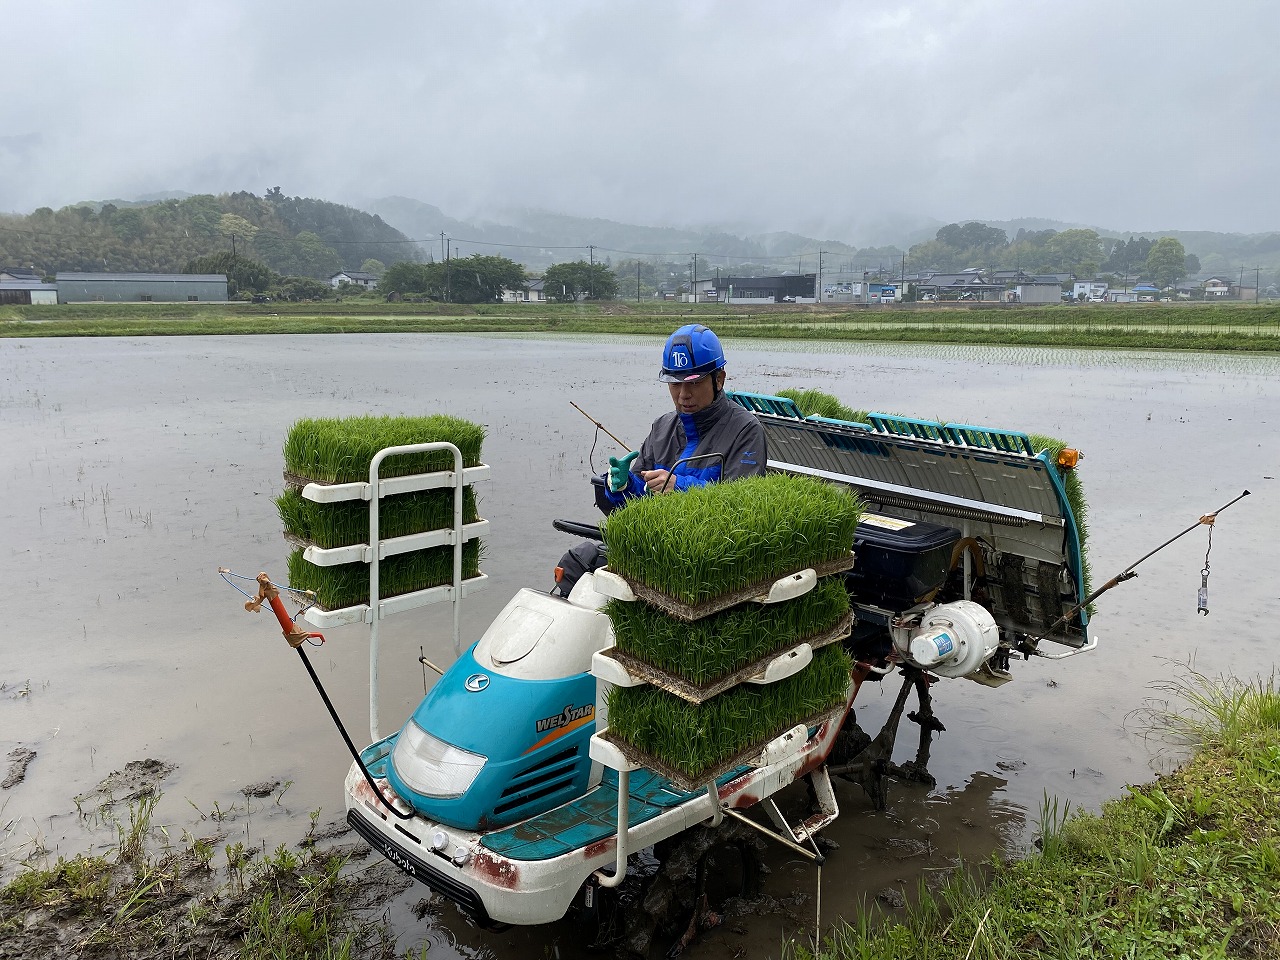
[908,627,957,668]
[900,600,1000,678]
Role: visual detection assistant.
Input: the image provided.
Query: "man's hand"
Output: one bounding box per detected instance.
[641,469,677,494]
[608,451,641,492]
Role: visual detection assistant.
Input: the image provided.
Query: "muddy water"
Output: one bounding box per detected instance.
[2,334,1277,957]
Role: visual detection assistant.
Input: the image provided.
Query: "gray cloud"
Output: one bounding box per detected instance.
[2,0,1276,237]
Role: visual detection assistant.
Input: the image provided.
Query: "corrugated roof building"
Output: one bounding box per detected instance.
[0,280,58,305]
[55,273,228,304]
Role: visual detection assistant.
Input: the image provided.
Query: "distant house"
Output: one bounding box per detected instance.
[55,272,228,303]
[918,273,1002,301]
[1011,279,1062,304]
[716,274,816,304]
[500,278,547,303]
[0,267,42,282]
[992,269,1035,286]
[1072,280,1108,300]
[329,271,379,290]
[0,279,57,305]
[1202,277,1231,298]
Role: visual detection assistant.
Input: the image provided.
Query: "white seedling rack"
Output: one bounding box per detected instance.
[295,442,488,739]
[584,563,847,886]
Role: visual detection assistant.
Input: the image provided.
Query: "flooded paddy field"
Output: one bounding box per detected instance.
[2,334,1277,958]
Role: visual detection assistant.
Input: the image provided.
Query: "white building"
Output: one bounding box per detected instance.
[329,271,379,290]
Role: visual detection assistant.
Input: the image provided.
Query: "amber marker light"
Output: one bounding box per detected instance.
[1057,448,1081,469]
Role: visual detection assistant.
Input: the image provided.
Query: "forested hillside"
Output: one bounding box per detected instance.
[0,189,421,279]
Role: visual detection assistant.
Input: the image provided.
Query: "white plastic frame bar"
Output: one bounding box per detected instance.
[1029,633,1099,659]
[368,442,466,742]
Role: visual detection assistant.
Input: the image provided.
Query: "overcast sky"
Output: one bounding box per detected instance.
[2,0,1276,241]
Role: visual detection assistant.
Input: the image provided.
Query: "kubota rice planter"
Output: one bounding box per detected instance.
[234,393,1097,953]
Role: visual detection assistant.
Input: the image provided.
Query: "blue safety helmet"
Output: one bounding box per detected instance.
[659,324,726,383]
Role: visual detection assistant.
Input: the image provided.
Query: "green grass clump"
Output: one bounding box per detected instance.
[282,414,484,484]
[776,388,869,424]
[607,578,850,686]
[603,474,861,605]
[286,540,481,610]
[276,486,480,548]
[605,645,853,781]
[794,670,1280,960]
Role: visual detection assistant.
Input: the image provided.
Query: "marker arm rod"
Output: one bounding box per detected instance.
[1048,490,1250,631]
[570,400,631,451]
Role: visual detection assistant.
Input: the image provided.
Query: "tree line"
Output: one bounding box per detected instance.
[0,189,420,281]
[905,222,1199,287]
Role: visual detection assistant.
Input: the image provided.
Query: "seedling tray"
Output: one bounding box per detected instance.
[593,611,854,704]
[595,554,855,621]
[593,706,845,792]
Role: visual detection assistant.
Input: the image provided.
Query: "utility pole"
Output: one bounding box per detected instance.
[817,250,824,302]
[636,262,641,302]
[588,245,595,299]
[230,233,237,258]
[1239,265,1245,301]
[440,232,446,263]
[1256,266,1261,303]
[446,239,452,303]
[691,253,698,303]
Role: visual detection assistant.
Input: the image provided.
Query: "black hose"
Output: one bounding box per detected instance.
[295,645,415,821]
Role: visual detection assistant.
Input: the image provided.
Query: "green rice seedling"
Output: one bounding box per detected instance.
[602,473,861,606]
[282,414,485,484]
[276,486,480,549]
[775,388,869,424]
[605,645,853,782]
[1027,432,1090,594]
[606,578,850,686]
[286,540,482,610]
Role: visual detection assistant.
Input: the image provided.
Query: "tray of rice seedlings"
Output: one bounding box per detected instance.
[277,486,482,550]
[600,473,861,620]
[596,578,853,703]
[286,540,483,613]
[282,414,486,491]
[598,645,854,790]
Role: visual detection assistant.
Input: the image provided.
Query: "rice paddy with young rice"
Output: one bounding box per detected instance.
[285,540,482,610]
[276,486,480,549]
[604,645,854,782]
[602,474,862,605]
[282,414,485,484]
[606,577,851,686]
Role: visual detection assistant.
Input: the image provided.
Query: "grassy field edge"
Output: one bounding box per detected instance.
[3,301,1280,352]
[795,670,1280,960]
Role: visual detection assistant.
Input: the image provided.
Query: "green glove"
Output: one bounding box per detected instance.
[608,451,640,493]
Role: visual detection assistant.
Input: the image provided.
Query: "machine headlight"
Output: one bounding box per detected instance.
[391,721,487,799]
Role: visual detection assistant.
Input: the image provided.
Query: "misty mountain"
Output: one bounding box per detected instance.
[366,196,907,273]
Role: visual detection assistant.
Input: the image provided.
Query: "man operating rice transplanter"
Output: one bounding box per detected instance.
[555,323,767,596]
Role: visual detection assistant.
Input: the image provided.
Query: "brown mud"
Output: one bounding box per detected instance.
[2,335,1278,958]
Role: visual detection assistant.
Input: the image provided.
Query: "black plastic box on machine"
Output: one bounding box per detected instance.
[848,513,962,611]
